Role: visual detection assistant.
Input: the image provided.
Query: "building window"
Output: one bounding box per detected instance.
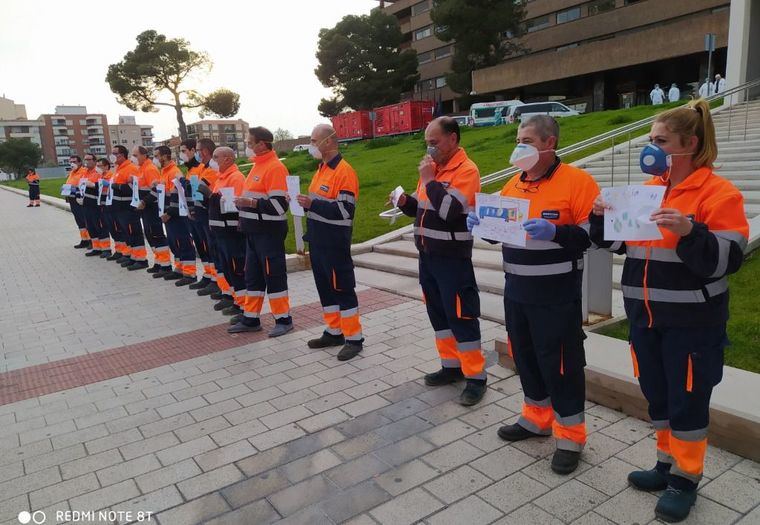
[418,51,433,64]
[121,139,128,144]
[434,46,452,59]
[588,0,615,16]
[411,0,430,16]
[415,25,433,40]
[557,7,581,24]
[416,78,435,92]
[525,15,551,32]
[435,76,447,88]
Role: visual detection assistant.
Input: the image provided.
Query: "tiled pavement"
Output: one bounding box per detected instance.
[1,188,759,525]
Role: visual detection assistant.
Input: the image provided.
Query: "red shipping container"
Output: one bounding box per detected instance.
[372,100,435,137]
[330,110,373,141]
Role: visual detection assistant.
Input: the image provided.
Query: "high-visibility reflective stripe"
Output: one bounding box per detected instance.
[417,200,436,211]
[323,305,340,313]
[341,307,359,318]
[671,428,708,441]
[413,227,472,241]
[225,220,238,226]
[657,449,674,464]
[269,290,288,299]
[456,340,481,352]
[243,311,260,319]
[309,192,335,202]
[626,246,682,263]
[711,236,731,278]
[553,412,585,426]
[705,278,728,296]
[609,241,623,252]
[337,201,351,220]
[246,290,265,297]
[209,220,225,227]
[439,194,453,220]
[623,277,728,303]
[448,187,468,206]
[517,417,553,435]
[579,221,590,233]
[435,329,454,339]
[243,191,268,198]
[556,438,584,452]
[441,358,461,367]
[524,396,552,408]
[238,211,257,219]
[503,261,574,276]
[271,200,285,216]
[337,193,356,204]
[262,214,287,221]
[306,211,352,227]
[713,229,748,250]
[651,419,669,430]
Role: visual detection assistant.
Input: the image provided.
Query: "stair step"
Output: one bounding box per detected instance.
[375,240,505,271]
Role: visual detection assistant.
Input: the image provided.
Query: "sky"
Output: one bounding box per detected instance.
[0,0,378,140]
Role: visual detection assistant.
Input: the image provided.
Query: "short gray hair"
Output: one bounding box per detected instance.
[519,115,560,145]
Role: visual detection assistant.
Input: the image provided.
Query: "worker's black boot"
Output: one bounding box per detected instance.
[424,367,464,386]
[459,378,487,406]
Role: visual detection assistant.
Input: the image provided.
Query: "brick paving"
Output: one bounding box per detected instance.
[0,188,759,525]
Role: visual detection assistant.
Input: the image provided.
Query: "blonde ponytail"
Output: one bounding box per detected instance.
[654,98,717,168]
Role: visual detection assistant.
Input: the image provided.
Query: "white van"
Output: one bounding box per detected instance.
[292,144,310,152]
[511,102,579,123]
[469,100,524,127]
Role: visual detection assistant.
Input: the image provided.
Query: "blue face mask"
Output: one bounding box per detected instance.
[194,152,201,163]
[426,146,439,159]
[639,143,671,177]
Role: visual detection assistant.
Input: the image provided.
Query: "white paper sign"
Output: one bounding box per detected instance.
[174,177,189,217]
[471,193,531,247]
[97,179,104,205]
[220,187,238,214]
[60,183,72,196]
[130,177,140,208]
[156,184,166,216]
[601,185,665,241]
[78,180,87,197]
[286,176,304,217]
[106,183,114,206]
[391,185,404,207]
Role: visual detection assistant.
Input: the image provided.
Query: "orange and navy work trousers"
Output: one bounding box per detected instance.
[141,209,170,269]
[629,324,726,491]
[242,231,291,327]
[215,231,246,307]
[165,216,196,278]
[115,209,146,262]
[309,244,362,343]
[84,205,109,252]
[69,198,90,241]
[420,253,485,381]
[505,298,586,452]
[189,209,214,280]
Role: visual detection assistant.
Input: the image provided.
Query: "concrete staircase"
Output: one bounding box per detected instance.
[353,99,760,324]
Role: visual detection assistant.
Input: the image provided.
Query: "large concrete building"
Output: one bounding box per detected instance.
[381,0,731,113]
[0,96,28,120]
[0,119,44,149]
[186,119,250,156]
[39,106,111,167]
[109,116,154,151]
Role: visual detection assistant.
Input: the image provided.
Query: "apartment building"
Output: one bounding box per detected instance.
[39,106,111,166]
[186,119,250,156]
[108,116,154,151]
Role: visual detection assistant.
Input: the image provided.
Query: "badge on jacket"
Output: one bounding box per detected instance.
[320,185,329,192]
[541,210,560,220]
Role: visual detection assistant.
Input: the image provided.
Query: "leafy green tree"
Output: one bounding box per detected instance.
[431,0,526,95]
[315,9,419,111]
[0,139,42,178]
[106,30,240,140]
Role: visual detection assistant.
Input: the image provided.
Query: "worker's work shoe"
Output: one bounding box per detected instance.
[222,305,242,316]
[128,261,149,271]
[337,342,363,361]
[424,367,464,386]
[99,250,112,258]
[106,253,121,261]
[121,260,135,268]
[655,486,697,523]
[459,378,487,406]
[74,240,89,249]
[163,271,183,281]
[307,332,345,349]
[628,468,669,491]
[85,250,102,257]
[551,449,581,475]
[146,264,161,274]
[189,277,211,290]
[497,423,544,442]
[175,277,195,287]
[115,256,130,264]
[214,298,234,311]
[269,322,294,338]
[229,314,244,325]
[210,291,224,300]
[228,321,262,334]
[153,269,170,278]
[198,282,220,296]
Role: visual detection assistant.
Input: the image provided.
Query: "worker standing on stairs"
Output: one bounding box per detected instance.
[589,99,749,523]
[394,116,487,406]
[297,124,364,361]
[467,115,600,474]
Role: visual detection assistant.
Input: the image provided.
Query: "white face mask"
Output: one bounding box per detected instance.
[96,167,105,175]
[245,146,254,158]
[510,143,546,172]
[129,155,139,165]
[308,144,322,160]
[152,157,162,168]
[209,159,220,171]
[70,162,78,170]
[109,154,117,164]
[179,152,189,163]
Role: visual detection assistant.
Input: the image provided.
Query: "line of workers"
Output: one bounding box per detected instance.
[58,107,747,524]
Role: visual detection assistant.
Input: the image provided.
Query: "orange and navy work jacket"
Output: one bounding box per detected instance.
[100,171,113,205]
[239,150,289,235]
[399,147,480,259]
[208,164,245,234]
[590,167,749,328]
[305,153,359,248]
[136,159,160,208]
[64,166,86,200]
[81,168,102,207]
[500,159,600,304]
[160,162,188,220]
[187,159,219,212]
[25,172,40,186]
[111,161,140,210]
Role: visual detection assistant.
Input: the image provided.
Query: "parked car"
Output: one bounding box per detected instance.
[511,101,580,122]
[292,144,310,152]
[451,115,473,128]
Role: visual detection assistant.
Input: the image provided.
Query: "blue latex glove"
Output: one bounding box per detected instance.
[523,218,556,241]
[101,180,110,187]
[466,211,480,232]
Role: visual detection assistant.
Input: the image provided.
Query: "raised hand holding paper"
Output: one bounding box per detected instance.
[189,175,202,201]
[286,176,304,217]
[601,185,665,241]
[220,187,237,214]
[391,185,404,207]
[471,193,530,247]
[130,177,140,207]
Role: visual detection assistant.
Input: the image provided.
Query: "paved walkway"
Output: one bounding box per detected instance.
[0,188,758,525]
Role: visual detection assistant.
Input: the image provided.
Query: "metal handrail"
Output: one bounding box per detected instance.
[381,77,760,220]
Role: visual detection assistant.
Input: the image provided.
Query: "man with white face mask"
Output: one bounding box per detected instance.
[467,115,599,475]
[64,155,91,249]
